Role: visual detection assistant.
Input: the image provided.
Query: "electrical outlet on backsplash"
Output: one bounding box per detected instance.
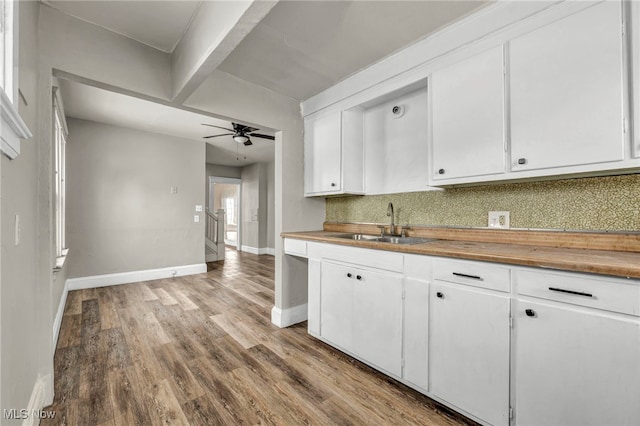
[325,174,640,231]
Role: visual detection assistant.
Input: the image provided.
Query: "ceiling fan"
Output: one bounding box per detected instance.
[202,122,275,146]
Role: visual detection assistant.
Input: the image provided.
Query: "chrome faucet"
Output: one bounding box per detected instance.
[387,202,395,236]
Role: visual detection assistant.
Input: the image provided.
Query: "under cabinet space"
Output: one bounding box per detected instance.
[361,80,430,195]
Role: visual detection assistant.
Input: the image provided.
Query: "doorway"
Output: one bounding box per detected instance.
[209,177,242,250]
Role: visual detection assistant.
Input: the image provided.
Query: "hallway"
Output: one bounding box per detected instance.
[44,248,472,425]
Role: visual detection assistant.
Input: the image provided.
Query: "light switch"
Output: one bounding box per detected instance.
[170,186,178,194]
[194,215,200,223]
[195,205,203,212]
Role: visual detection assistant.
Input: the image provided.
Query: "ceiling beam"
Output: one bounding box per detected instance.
[170,0,279,105]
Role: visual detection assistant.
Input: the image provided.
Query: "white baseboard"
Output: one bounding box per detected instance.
[65,263,207,291]
[22,375,50,426]
[271,303,308,328]
[53,282,69,346]
[241,245,275,256]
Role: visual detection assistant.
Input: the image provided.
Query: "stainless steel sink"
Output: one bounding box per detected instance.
[331,234,437,245]
[331,233,380,241]
[375,236,437,245]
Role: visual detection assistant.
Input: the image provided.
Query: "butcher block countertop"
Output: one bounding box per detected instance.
[281,223,640,280]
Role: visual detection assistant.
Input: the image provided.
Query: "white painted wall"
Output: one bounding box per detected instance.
[186,70,326,310]
[66,118,205,278]
[39,5,171,100]
[1,0,55,420]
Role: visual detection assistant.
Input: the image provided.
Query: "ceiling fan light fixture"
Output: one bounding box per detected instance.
[233,135,249,144]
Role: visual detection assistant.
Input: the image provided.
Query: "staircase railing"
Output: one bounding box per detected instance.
[206,209,223,244]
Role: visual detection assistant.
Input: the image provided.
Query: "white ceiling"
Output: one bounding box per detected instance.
[219,1,488,100]
[59,79,276,167]
[50,0,489,168]
[45,0,202,52]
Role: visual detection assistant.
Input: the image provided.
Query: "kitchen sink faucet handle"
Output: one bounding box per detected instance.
[377,225,386,237]
[401,225,410,238]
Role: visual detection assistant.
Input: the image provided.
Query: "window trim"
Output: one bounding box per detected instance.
[1,87,30,159]
[0,0,30,159]
[53,86,67,260]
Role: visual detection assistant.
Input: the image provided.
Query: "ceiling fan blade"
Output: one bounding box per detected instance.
[203,133,233,139]
[243,140,253,146]
[202,123,233,132]
[247,133,275,140]
[233,123,258,134]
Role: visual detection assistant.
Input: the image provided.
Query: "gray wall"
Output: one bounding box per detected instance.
[205,162,242,212]
[206,162,242,179]
[1,0,51,420]
[241,163,262,249]
[266,160,275,249]
[66,118,205,278]
[240,161,274,252]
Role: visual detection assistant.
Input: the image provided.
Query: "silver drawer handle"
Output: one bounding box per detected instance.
[452,272,483,281]
[549,287,593,298]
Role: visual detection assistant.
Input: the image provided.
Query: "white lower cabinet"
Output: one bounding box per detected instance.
[430,281,511,426]
[514,299,640,425]
[513,269,640,425]
[305,242,640,426]
[320,260,403,377]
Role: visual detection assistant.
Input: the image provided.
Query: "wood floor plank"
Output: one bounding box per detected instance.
[45,247,476,426]
[56,314,81,349]
[96,287,120,330]
[63,290,82,316]
[154,343,205,404]
[107,368,150,426]
[154,287,178,305]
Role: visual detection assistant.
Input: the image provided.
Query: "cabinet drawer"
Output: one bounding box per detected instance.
[312,243,404,273]
[284,238,307,257]
[433,258,510,292]
[515,269,640,316]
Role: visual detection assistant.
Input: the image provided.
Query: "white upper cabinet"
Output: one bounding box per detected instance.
[509,1,625,172]
[430,46,506,182]
[303,108,363,197]
[633,0,640,159]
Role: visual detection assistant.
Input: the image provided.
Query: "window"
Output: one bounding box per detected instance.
[53,92,67,259]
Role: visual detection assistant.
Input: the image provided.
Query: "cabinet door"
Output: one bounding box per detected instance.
[353,269,403,377]
[403,277,429,390]
[633,0,640,159]
[430,281,511,426]
[514,299,640,426]
[319,261,353,351]
[431,46,506,181]
[510,2,625,172]
[304,110,342,195]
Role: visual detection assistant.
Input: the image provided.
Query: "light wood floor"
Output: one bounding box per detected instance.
[44,248,475,425]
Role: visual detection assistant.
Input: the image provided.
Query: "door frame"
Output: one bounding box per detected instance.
[209,176,242,251]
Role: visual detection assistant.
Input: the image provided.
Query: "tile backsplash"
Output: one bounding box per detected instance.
[325,174,640,231]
